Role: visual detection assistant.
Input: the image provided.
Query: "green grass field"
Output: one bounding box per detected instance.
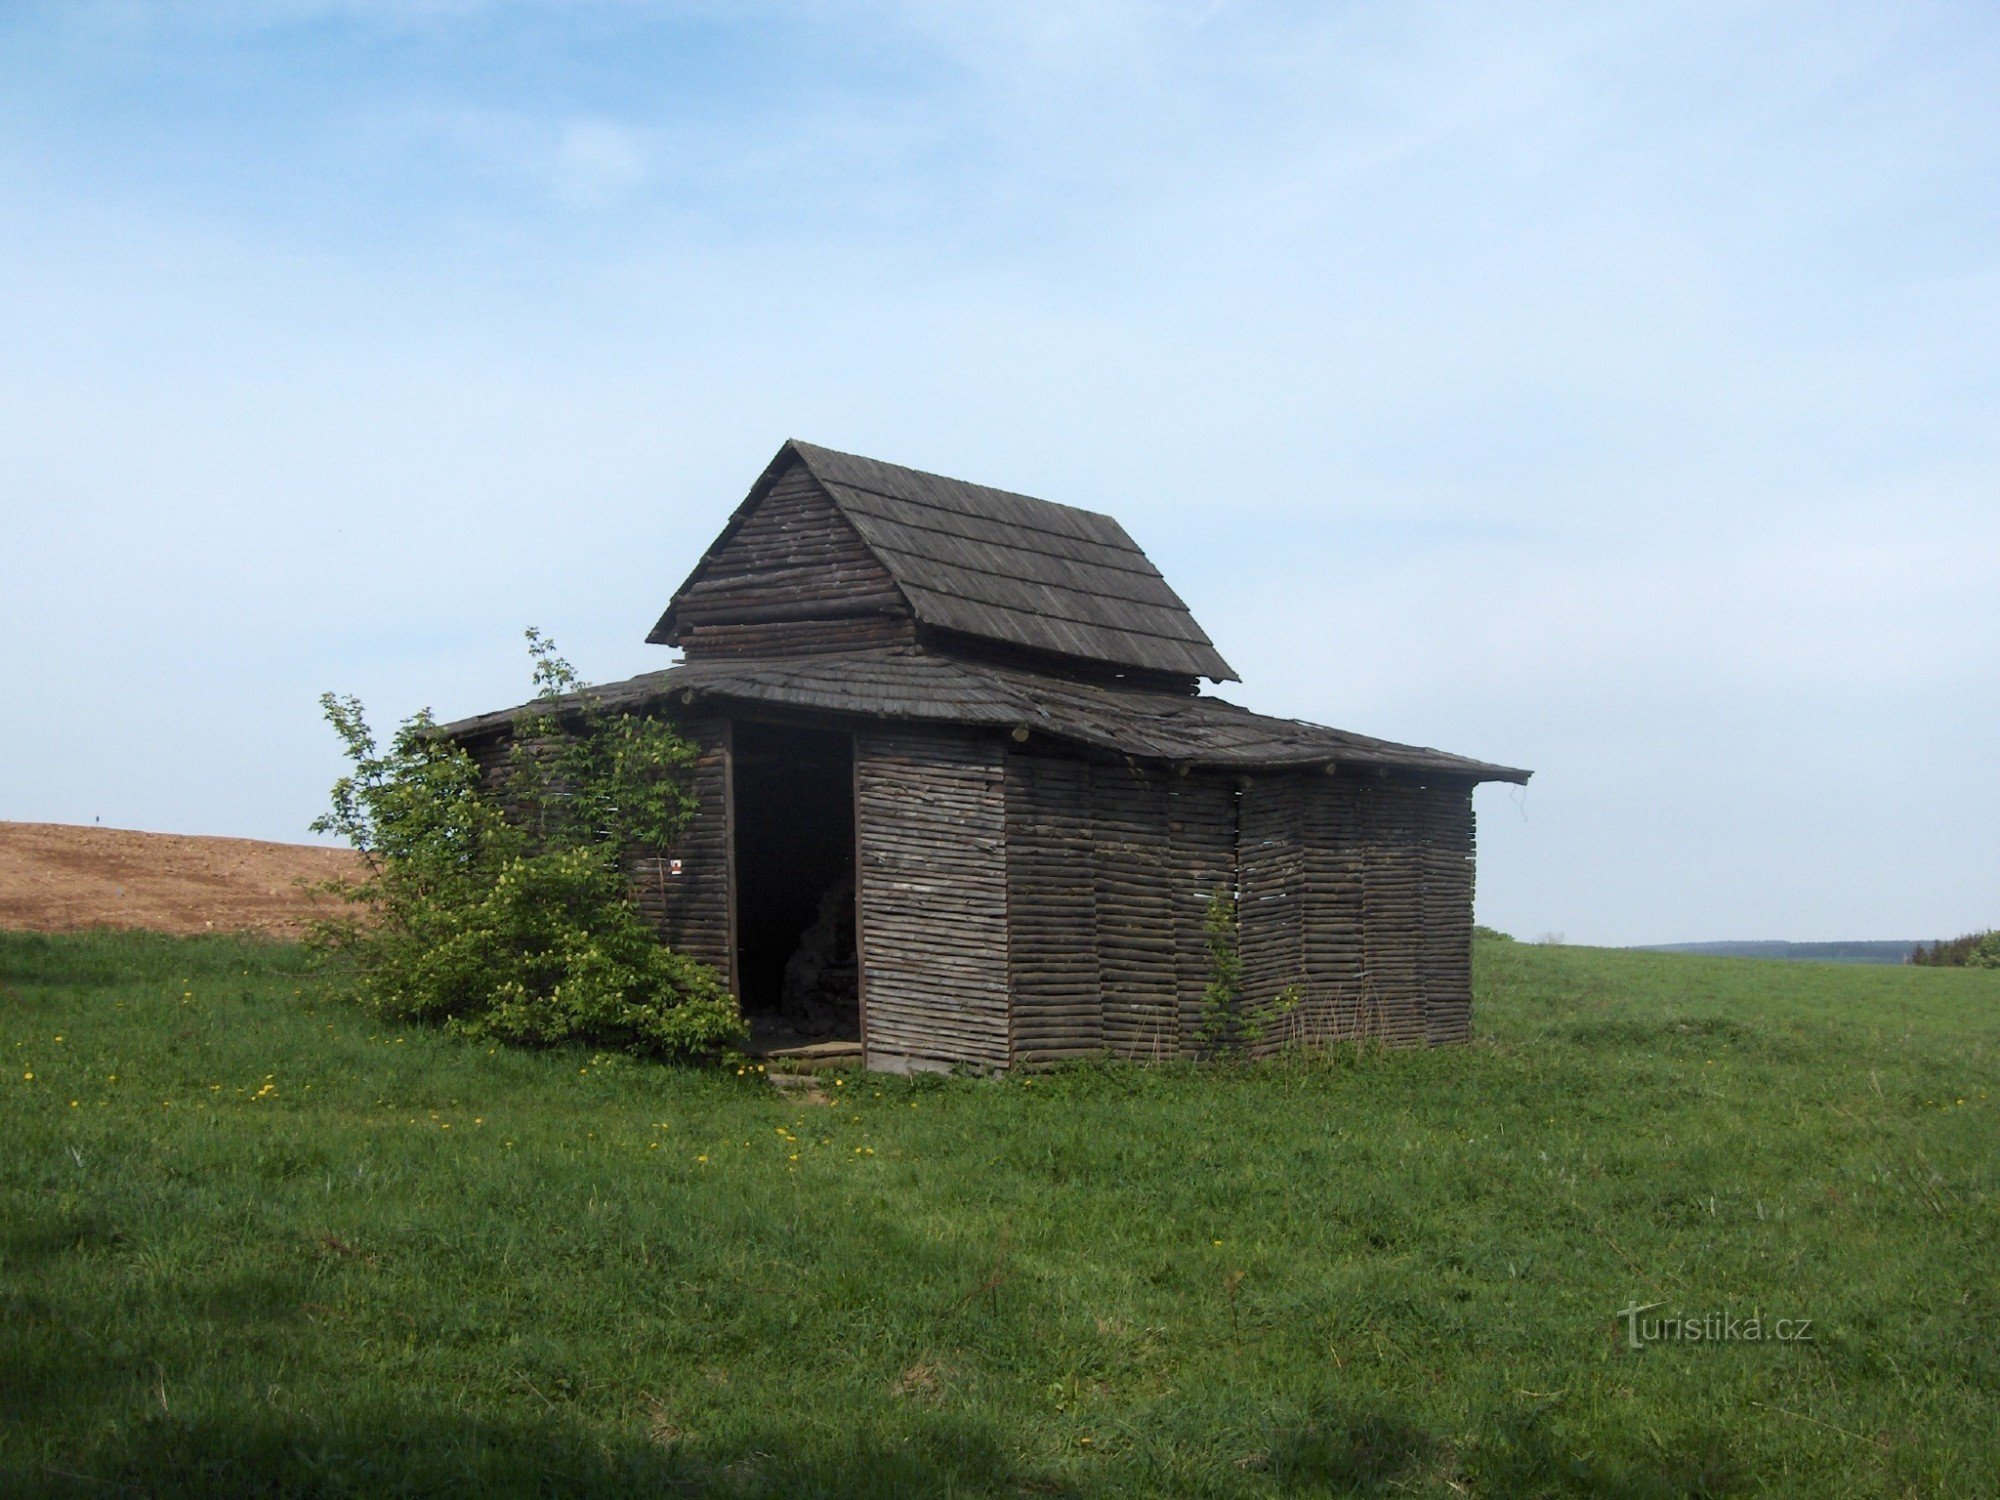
[2,933,1994,1497]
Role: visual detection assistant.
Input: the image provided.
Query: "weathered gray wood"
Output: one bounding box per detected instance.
[447,439,1519,1072]
[1421,783,1476,1044]
[1004,753,1102,1065]
[657,465,920,659]
[627,713,736,990]
[1237,775,1305,1055]
[1089,764,1177,1063]
[1170,775,1237,1057]
[855,727,1010,1070]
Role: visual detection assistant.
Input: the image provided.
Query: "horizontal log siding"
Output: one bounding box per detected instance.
[1237,775,1307,1055]
[1299,777,1366,1044]
[1260,776,1477,1050]
[1227,774,1479,1053]
[627,714,736,990]
[1004,755,1103,1064]
[1092,763,1180,1061]
[1171,776,1238,1057]
[856,728,1010,1070]
[1419,784,1476,1044]
[678,616,915,658]
[675,465,916,658]
[461,732,512,790]
[1354,780,1427,1046]
[677,467,900,618]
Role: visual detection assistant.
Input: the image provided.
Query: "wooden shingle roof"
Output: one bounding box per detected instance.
[651,441,1237,682]
[443,649,1530,783]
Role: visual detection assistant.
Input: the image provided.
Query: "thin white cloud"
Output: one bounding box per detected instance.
[550,118,649,204]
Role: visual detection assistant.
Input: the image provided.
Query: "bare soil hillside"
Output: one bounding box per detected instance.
[0,822,362,938]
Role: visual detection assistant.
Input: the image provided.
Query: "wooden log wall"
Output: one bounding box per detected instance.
[461,731,513,794]
[855,728,1011,1071]
[672,465,917,658]
[677,616,914,658]
[1004,753,1241,1064]
[1419,784,1476,1044]
[1227,772,1481,1052]
[1351,778,1427,1047]
[627,714,737,990]
[1236,775,1306,1055]
[1091,762,1180,1061]
[1005,755,1103,1065]
[1300,777,1366,1043]
[463,712,1476,1063]
[1170,776,1239,1054]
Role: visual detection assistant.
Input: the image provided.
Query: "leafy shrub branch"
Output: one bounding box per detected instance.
[310,630,744,1059]
[1200,888,1244,1051]
[1198,888,1303,1052]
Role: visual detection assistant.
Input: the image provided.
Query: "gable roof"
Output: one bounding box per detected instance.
[650,440,1238,682]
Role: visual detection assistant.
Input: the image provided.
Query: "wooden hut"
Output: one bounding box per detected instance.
[445,440,1529,1072]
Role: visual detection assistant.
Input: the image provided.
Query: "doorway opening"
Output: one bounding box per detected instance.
[730,721,859,1053]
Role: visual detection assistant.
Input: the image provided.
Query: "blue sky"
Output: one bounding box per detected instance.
[3,1,1995,944]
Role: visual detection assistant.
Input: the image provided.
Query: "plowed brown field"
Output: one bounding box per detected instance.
[0,822,362,938]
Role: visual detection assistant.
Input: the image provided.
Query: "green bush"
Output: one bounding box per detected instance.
[1911,930,2000,969]
[310,631,744,1059]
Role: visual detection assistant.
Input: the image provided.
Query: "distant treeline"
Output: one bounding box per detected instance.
[1635,941,1921,965]
[1482,929,2000,967]
[1909,931,2000,969]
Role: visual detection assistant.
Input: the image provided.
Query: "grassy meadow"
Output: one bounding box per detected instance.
[1,931,1994,1496]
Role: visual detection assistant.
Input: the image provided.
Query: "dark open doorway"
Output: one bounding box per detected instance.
[730,721,859,1052]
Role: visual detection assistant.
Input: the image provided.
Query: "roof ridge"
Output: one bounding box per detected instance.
[823,483,1167,577]
[786,439,1125,530]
